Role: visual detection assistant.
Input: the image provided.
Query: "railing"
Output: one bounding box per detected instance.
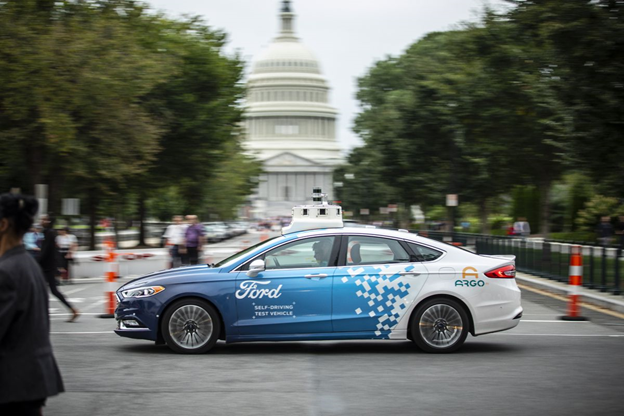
[418,231,622,296]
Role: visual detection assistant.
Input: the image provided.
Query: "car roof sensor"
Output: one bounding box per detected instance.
[282,187,343,235]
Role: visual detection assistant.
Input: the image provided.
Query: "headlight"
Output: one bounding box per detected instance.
[121,286,165,298]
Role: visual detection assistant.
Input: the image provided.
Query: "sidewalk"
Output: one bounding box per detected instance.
[516,272,624,315]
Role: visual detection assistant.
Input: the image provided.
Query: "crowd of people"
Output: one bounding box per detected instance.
[162,215,207,267]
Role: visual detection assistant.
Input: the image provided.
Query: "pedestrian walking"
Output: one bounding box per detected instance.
[24,223,43,260]
[183,215,205,265]
[595,216,613,246]
[0,193,65,415]
[163,215,188,268]
[39,215,79,322]
[56,227,78,284]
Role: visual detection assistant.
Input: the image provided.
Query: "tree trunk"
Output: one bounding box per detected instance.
[479,198,491,234]
[138,191,146,247]
[47,164,64,216]
[538,180,551,236]
[27,143,43,192]
[88,188,97,250]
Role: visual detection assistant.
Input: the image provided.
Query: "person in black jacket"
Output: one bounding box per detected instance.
[0,193,65,415]
[39,214,79,322]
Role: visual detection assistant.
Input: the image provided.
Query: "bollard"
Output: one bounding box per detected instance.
[99,239,118,319]
[560,245,588,321]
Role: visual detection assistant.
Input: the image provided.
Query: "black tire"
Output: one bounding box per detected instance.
[161,299,221,354]
[411,298,469,353]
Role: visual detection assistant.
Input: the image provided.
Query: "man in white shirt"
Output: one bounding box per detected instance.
[163,215,188,268]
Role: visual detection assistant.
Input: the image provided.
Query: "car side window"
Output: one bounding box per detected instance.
[346,236,410,266]
[263,236,336,270]
[407,243,443,262]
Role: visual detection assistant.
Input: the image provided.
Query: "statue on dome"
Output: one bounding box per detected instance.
[281,1,292,13]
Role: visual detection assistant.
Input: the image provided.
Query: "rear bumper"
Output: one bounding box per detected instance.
[473,305,523,336]
[472,280,523,335]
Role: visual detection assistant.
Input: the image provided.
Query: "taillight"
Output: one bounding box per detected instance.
[484,264,516,278]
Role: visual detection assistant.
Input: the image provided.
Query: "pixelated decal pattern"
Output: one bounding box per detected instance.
[343,264,415,338]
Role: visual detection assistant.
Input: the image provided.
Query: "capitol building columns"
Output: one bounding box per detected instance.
[243,1,343,218]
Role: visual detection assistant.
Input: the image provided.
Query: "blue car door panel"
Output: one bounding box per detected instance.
[234,236,337,335]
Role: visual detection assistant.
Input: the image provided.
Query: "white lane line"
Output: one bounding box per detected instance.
[497,333,624,337]
[50,312,104,316]
[81,299,106,312]
[60,287,89,295]
[51,331,115,335]
[521,320,590,323]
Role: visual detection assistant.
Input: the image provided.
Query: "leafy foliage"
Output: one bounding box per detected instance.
[348,1,624,233]
[0,1,259,244]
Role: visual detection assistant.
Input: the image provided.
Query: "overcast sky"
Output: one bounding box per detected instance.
[147,0,508,154]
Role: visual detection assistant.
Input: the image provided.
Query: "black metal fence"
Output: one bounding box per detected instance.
[418,231,622,296]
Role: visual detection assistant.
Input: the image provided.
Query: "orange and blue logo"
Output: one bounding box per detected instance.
[455,266,485,287]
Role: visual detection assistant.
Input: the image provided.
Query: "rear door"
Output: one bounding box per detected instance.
[332,235,429,336]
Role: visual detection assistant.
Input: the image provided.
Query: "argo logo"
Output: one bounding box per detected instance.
[455,266,485,287]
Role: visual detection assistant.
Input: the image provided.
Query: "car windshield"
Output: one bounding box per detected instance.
[213,236,281,268]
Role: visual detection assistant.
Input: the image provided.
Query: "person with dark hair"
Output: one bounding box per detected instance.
[56,227,78,284]
[39,214,79,322]
[183,215,205,265]
[596,216,613,246]
[0,193,65,415]
[313,239,332,267]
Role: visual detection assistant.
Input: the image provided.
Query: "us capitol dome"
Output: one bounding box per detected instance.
[243,0,343,218]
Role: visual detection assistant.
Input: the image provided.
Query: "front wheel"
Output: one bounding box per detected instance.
[411,298,469,353]
[161,299,221,354]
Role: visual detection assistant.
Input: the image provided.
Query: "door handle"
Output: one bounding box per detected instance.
[305,274,328,279]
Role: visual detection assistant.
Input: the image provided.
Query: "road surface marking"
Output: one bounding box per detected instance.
[60,286,89,295]
[50,312,104,316]
[497,333,624,337]
[81,299,106,312]
[518,283,624,320]
[520,320,590,323]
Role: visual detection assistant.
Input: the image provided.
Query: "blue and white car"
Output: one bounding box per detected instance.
[115,198,522,354]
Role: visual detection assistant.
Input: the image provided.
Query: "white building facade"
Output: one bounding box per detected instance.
[243,1,343,218]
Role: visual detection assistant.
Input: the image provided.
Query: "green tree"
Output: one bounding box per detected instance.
[504,0,624,196]
[576,195,623,233]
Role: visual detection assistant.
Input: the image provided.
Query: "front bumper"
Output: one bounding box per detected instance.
[114,295,163,341]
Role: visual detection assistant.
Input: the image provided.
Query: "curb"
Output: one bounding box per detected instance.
[516,272,624,315]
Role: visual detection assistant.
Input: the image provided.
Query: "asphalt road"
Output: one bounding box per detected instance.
[44,235,624,416]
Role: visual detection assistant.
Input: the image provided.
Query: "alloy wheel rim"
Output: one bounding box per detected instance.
[419,304,463,348]
[168,305,213,349]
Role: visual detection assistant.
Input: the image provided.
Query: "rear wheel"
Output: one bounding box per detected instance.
[161,299,221,354]
[411,298,469,353]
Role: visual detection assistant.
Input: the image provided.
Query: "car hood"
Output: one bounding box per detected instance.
[119,265,230,291]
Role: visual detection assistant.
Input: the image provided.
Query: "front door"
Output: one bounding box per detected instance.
[332,235,429,337]
[235,236,338,335]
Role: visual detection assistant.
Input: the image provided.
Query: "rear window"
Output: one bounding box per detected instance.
[407,243,443,262]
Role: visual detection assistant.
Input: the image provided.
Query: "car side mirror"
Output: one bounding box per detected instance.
[246,259,265,277]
